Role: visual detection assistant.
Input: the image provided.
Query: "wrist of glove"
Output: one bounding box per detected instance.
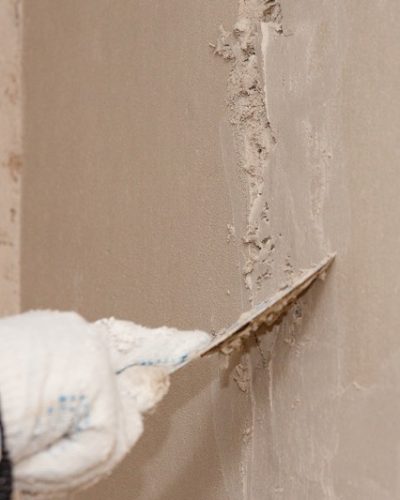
[0,311,210,498]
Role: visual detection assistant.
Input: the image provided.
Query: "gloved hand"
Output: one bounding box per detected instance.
[0,311,210,499]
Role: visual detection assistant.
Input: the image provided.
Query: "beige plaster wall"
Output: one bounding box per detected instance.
[22,2,245,499]
[21,1,400,499]
[0,0,21,316]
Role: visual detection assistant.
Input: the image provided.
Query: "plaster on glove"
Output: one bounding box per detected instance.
[0,311,210,498]
[94,317,211,375]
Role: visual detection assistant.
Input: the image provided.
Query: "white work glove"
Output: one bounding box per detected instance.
[0,311,210,498]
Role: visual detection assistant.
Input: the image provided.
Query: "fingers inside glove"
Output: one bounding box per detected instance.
[14,411,143,497]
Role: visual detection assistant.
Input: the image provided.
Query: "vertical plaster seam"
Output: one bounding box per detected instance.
[212,2,283,498]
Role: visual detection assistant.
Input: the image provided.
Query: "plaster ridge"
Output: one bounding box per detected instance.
[212,3,282,498]
[213,0,282,302]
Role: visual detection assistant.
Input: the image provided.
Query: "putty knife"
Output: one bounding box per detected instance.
[171,254,335,372]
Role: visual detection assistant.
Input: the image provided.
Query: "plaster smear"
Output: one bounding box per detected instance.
[210,3,285,498]
[233,0,400,498]
[0,0,21,316]
[213,0,282,301]
[211,1,342,498]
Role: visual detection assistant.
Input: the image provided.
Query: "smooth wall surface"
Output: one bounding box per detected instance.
[22,1,400,499]
[22,2,246,499]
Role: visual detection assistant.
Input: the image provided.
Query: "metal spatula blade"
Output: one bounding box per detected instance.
[172,254,335,372]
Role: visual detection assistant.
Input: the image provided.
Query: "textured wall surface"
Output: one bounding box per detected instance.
[0,0,21,316]
[22,1,400,499]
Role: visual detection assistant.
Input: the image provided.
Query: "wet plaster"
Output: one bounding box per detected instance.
[209,0,400,499]
[237,1,400,499]
[0,0,21,316]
